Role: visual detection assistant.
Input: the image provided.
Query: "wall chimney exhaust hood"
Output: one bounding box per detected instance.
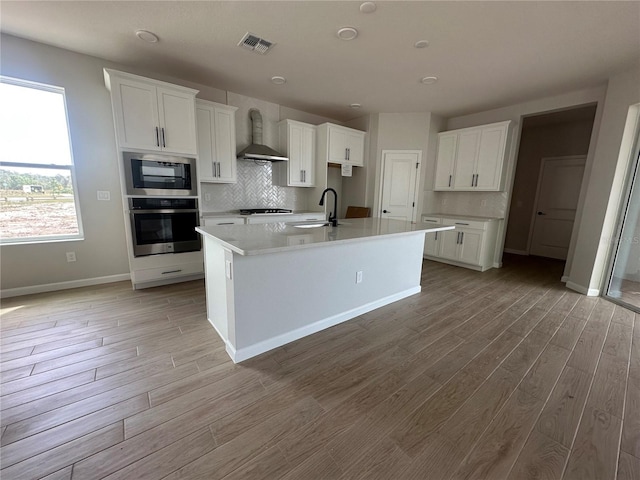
[237,109,288,162]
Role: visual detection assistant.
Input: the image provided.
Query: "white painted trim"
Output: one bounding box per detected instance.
[561,275,570,283]
[566,281,599,297]
[503,248,528,256]
[228,286,421,363]
[0,273,131,298]
[493,262,503,268]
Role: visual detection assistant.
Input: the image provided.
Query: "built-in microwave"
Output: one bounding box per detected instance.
[124,152,197,196]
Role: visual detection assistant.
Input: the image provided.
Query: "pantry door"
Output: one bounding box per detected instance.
[379,150,421,223]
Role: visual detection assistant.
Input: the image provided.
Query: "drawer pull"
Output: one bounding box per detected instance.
[455,222,470,225]
[161,269,183,275]
[424,219,438,223]
[218,222,234,225]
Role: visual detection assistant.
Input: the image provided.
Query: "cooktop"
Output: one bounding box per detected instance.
[240,208,293,215]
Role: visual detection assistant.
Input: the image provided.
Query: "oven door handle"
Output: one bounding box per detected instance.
[130,209,199,214]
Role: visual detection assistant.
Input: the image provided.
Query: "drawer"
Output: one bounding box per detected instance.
[442,218,488,230]
[133,261,204,283]
[203,217,245,226]
[421,216,442,225]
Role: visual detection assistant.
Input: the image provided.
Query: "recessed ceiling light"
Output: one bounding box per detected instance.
[337,27,358,41]
[414,40,429,49]
[360,2,377,13]
[349,103,362,109]
[135,30,159,43]
[271,76,286,85]
[420,76,438,85]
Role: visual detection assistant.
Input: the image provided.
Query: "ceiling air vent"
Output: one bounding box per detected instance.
[238,32,274,55]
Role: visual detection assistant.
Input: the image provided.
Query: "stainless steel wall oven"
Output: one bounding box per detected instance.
[129,198,200,257]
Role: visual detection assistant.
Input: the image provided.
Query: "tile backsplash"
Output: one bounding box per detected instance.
[199,160,305,212]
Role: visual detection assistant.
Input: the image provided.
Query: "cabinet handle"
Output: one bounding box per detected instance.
[474,174,478,187]
[301,170,304,182]
[435,231,438,240]
[218,222,234,225]
[303,170,306,182]
[471,175,475,187]
[448,175,452,187]
[212,161,216,177]
[161,269,182,275]
[460,232,464,244]
[424,219,437,223]
[155,127,160,147]
[217,162,221,177]
[161,128,166,148]
[455,222,470,226]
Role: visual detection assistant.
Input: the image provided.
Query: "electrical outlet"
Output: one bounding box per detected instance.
[97,190,110,201]
[66,252,76,262]
[356,271,363,284]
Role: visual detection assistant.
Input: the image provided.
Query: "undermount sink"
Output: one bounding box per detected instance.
[287,221,331,229]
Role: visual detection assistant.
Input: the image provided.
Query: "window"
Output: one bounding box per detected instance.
[0,76,83,244]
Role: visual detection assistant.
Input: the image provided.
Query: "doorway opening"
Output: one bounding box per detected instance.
[504,104,597,273]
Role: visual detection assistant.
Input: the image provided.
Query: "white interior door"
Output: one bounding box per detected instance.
[379,151,420,222]
[530,156,586,259]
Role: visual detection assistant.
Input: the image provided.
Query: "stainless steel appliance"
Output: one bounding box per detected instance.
[129,198,200,257]
[236,109,288,162]
[240,208,293,215]
[124,152,197,196]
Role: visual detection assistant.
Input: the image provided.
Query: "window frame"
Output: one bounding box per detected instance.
[0,75,84,245]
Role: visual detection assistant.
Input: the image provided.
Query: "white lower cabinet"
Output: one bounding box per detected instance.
[422,215,501,271]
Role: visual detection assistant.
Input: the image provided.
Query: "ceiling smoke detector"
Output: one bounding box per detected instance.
[238,32,274,54]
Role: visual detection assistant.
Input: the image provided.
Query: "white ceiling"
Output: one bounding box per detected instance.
[1,1,639,121]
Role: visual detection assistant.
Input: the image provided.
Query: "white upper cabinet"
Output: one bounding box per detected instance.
[196,100,238,184]
[434,121,510,192]
[433,133,458,190]
[317,123,366,167]
[273,119,316,187]
[104,69,198,156]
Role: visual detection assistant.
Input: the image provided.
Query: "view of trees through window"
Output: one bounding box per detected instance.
[0,77,82,242]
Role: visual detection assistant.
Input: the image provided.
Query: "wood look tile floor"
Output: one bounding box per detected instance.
[1,255,639,480]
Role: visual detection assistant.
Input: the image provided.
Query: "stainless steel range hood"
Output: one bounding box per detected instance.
[237,109,288,162]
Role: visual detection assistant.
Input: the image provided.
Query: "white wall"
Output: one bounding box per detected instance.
[567,65,640,294]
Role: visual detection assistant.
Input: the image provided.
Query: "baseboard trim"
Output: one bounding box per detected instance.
[227,286,422,363]
[561,275,569,283]
[503,248,529,256]
[0,273,131,298]
[566,281,600,297]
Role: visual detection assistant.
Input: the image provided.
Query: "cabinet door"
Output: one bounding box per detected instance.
[458,230,483,265]
[345,131,364,166]
[112,78,161,151]
[424,231,440,256]
[300,125,315,185]
[328,126,348,164]
[439,229,460,261]
[287,123,305,185]
[196,105,216,181]
[475,125,507,190]
[453,130,481,189]
[157,87,197,155]
[213,106,237,183]
[434,133,457,190]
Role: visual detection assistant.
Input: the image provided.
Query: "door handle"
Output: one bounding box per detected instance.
[537,211,546,215]
[383,209,391,213]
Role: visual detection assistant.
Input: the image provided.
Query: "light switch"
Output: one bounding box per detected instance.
[97,191,110,201]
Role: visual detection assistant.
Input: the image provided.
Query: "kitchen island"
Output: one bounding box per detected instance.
[196,218,453,362]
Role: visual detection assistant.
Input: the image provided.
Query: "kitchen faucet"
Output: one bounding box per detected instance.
[319,188,338,227]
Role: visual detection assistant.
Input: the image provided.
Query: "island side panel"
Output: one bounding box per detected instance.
[203,236,231,345]
[228,232,425,361]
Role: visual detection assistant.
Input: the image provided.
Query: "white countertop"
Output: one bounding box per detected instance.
[201,211,321,218]
[196,217,453,256]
